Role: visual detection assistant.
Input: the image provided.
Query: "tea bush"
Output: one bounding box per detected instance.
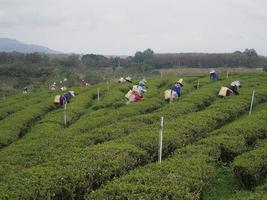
[0,73,267,199]
[87,103,267,200]
[233,139,267,189]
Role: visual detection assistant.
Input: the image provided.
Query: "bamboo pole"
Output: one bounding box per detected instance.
[64,103,67,127]
[158,116,164,163]
[249,90,255,115]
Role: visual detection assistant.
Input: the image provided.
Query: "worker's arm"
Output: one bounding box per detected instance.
[233,86,239,95]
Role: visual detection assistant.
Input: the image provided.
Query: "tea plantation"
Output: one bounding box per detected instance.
[0,73,266,200]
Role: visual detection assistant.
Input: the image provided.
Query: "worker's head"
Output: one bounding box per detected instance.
[139,80,146,86]
[176,79,184,87]
[210,69,215,74]
[69,91,75,97]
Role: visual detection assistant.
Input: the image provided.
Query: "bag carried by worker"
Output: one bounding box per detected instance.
[54,95,61,104]
[218,86,233,97]
[164,89,172,100]
[132,85,138,92]
[125,90,133,100]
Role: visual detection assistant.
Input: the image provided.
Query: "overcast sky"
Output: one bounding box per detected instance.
[1,0,267,55]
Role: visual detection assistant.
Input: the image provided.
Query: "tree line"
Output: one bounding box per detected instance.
[1,48,266,70]
[0,49,266,93]
[81,48,267,71]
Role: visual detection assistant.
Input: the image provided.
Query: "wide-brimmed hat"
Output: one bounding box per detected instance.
[139,79,147,85]
[139,81,146,86]
[176,79,184,86]
[125,76,132,81]
[209,70,215,74]
[69,91,75,97]
[141,79,147,83]
[230,80,241,87]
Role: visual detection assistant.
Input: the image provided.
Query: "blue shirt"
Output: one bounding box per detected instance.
[60,92,72,104]
[171,84,182,97]
[210,72,218,81]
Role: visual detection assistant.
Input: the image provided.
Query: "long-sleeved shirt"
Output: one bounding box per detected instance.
[210,72,217,81]
[228,85,239,95]
[137,85,147,94]
[171,84,182,97]
[60,92,73,104]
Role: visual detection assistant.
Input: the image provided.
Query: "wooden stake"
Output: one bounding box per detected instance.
[158,116,164,163]
[64,103,67,127]
[249,90,255,115]
[226,71,229,79]
[197,80,200,90]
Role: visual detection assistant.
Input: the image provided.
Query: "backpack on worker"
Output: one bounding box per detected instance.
[125,90,133,99]
[54,95,61,104]
[164,89,178,102]
[164,89,172,101]
[218,86,234,97]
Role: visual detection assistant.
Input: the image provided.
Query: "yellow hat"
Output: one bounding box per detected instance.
[176,79,183,86]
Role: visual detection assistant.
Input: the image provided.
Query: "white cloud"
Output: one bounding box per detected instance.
[0,0,267,55]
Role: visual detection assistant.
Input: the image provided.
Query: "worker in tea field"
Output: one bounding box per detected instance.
[164,79,183,102]
[125,79,147,103]
[54,91,75,107]
[59,81,67,91]
[50,82,57,91]
[218,80,241,96]
[209,69,218,81]
[81,79,89,86]
[23,87,28,94]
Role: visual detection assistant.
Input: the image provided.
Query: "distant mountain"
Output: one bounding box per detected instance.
[0,38,60,54]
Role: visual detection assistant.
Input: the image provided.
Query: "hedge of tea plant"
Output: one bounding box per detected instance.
[233,139,267,190]
[227,182,267,200]
[0,76,218,198]
[87,103,267,200]
[0,91,59,147]
[0,91,54,120]
[0,73,267,199]
[3,77,265,199]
